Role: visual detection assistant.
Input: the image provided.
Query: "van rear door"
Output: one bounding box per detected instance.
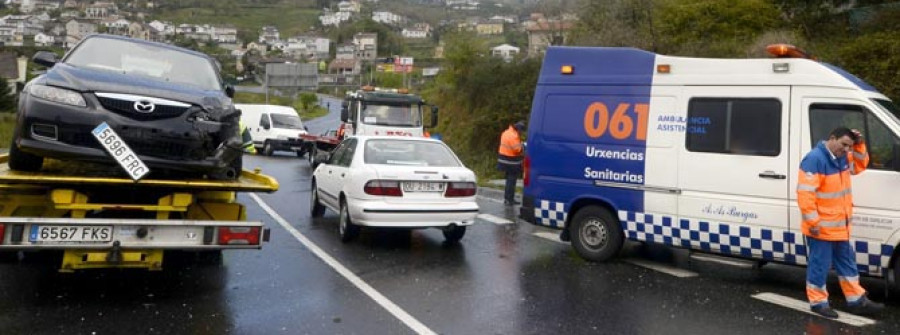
[676,86,791,261]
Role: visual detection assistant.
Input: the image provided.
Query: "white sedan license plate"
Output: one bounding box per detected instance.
[92,122,150,180]
[402,182,445,192]
[29,225,113,243]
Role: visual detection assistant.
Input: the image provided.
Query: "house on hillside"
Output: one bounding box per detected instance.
[34,32,55,46]
[352,32,376,60]
[337,0,361,13]
[65,19,98,48]
[259,25,280,44]
[525,19,573,57]
[336,43,356,59]
[328,58,361,75]
[86,2,119,19]
[0,52,27,96]
[491,44,519,62]
[402,23,431,39]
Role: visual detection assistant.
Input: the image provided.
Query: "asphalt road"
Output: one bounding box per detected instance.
[1,100,899,334]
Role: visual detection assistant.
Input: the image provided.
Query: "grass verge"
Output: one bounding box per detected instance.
[0,113,15,149]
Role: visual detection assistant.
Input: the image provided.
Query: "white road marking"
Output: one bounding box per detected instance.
[249,193,437,335]
[532,231,567,244]
[751,292,876,327]
[623,258,699,278]
[477,214,514,225]
[689,253,757,269]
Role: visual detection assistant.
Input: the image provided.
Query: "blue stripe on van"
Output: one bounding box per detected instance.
[526,46,655,216]
[822,63,878,92]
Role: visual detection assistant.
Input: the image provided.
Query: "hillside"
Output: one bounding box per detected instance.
[148,0,322,41]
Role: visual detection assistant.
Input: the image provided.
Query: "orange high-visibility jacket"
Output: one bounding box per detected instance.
[796,140,869,241]
[497,125,523,158]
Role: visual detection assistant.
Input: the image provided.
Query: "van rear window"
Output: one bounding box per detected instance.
[685,98,781,156]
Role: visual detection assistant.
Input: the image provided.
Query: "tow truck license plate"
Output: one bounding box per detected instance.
[29,225,113,243]
[402,182,445,192]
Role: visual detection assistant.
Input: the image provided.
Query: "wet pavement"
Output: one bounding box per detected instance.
[1,100,899,334]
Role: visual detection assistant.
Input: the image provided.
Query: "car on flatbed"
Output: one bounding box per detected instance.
[10,34,242,180]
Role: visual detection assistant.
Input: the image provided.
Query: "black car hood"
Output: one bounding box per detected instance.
[39,63,231,112]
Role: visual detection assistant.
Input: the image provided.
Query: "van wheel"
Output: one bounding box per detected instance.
[8,139,43,172]
[262,141,274,156]
[890,257,900,298]
[338,199,359,242]
[310,181,325,218]
[570,206,623,262]
[442,225,466,243]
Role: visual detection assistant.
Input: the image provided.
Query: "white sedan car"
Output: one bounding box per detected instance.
[310,136,480,243]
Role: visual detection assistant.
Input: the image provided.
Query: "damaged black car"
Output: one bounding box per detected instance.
[10,34,243,179]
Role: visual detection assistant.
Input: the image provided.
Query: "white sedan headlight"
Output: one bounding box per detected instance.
[30,84,87,107]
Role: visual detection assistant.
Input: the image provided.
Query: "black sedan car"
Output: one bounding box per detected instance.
[10,34,243,179]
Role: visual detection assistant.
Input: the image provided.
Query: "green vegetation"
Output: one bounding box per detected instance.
[151,0,319,41]
[233,91,328,120]
[0,114,15,149]
[0,82,14,114]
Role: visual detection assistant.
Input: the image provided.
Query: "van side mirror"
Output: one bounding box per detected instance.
[893,144,900,172]
[429,105,439,128]
[224,85,235,98]
[340,107,349,122]
[33,51,59,67]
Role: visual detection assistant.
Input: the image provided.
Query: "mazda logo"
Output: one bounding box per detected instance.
[133,100,155,113]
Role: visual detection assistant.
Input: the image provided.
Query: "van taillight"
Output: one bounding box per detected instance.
[364,180,403,196]
[523,155,530,187]
[218,227,260,245]
[0,224,4,245]
[445,182,476,197]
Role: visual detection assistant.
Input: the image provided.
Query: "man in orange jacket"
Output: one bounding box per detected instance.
[797,127,883,318]
[497,121,526,205]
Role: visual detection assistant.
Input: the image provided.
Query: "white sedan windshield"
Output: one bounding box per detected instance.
[364,139,460,167]
[65,37,221,91]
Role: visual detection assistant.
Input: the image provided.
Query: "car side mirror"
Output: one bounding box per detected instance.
[340,107,349,122]
[224,85,235,98]
[429,105,439,128]
[893,144,900,172]
[33,51,59,67]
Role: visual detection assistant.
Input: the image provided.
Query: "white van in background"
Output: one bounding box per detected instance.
[236,104,309,157]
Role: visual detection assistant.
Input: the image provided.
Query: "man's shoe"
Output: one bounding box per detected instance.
[847,298,884,316]
[810,305,839,319]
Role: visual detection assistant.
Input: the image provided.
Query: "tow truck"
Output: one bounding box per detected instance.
[302,86,438,167]
[0,155,278,272]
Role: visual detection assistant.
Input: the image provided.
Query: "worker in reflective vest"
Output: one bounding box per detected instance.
[240,121,256,154]
[497,120,525,206]
[797,127,882,318]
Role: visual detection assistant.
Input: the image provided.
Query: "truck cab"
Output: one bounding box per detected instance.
[339,86,438,138]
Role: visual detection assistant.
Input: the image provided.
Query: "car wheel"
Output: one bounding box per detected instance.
[310,181,325,218]
[8,138,43,172]
[208,156,242,180]
[442,225,466,243]
[262,141,274,156]
[307,146,316,165]
[570,205,623,262]
[338,199,359,243]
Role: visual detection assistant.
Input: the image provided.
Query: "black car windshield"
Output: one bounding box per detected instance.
[360,103,422,127]
[271,114,303,129]
[64,37,221,91]
[364,139,461,167]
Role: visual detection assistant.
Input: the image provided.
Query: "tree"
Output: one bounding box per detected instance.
[298,92,318,111]
[831,31,900,102]
[0,81,15,113]
[655,0,782,57]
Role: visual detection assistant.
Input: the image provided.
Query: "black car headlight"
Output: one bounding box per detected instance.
[29,84,87,107]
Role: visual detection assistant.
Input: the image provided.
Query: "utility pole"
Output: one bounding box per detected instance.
[265,63,269,104]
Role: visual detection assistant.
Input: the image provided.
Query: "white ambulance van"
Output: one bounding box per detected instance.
[236,103,309,156]
[519,45,900,288]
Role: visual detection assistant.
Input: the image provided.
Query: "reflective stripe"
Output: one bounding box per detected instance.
[839,275,860,283]
[816,188,851,199]
[797,184,817,192]
[806,282,827,291]
[846,294,864,303]
[818,219,847,227]
[802,212,819,221]
[497,158,521,165]
[853,151,867,160]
